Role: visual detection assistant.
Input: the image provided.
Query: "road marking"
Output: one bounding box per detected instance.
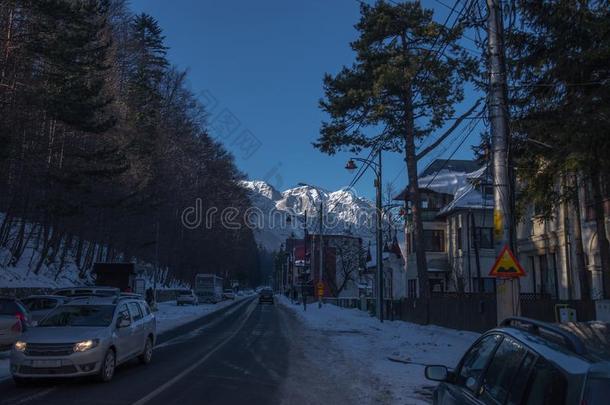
[132,300,257,405]
[154,300,249,349]
[1,388,56,405]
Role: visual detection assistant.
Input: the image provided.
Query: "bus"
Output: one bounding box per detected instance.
[194,274,223,303]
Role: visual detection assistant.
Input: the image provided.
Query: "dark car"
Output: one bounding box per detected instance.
[258,288,274,304]
[425,317,610,405]
[0,298,32,350]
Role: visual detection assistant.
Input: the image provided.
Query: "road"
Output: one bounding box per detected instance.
[0,297,359,405]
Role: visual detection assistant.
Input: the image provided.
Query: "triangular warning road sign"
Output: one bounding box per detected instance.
[489,245,526,278]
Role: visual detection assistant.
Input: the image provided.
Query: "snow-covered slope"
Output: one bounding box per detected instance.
[241,181,378,251]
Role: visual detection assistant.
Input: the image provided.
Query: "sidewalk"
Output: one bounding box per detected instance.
[278,295,479,404]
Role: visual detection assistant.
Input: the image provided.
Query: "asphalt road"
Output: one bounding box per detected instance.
[0,297,307,405]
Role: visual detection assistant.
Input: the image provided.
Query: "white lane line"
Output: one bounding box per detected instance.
[154,300,249,349]
[131,300,257,405]
[1,388,56,405]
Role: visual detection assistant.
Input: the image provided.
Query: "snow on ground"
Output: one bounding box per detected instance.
[155,298,243,334]
[279,296,479,404]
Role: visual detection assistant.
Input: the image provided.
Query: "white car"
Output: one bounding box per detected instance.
[176,290,198,306]
[11,296,156,384]
[222,290,236,300]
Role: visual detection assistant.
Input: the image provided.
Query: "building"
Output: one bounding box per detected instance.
[395,159,610,302]
[281,233,364,299]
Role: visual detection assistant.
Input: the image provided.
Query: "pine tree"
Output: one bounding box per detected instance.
[315,0,477,298]
[508,1,610,297]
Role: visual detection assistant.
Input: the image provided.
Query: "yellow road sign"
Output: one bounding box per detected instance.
[489,245,526,278]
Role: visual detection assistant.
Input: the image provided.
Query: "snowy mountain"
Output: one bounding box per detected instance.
[241,181,378,251]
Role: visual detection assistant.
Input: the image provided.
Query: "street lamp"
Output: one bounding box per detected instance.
[287,212,309,311]
[345,151,384,322]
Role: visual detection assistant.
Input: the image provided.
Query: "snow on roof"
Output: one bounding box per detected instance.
[393,159,483,200]
[438,166,493,216]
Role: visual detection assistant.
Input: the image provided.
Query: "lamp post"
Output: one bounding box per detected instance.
[345,151,384,321]
[287,211,309,311]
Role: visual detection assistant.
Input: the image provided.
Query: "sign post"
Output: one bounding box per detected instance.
[489,245,525,323]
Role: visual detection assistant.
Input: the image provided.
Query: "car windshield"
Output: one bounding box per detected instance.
[38,305,115,327]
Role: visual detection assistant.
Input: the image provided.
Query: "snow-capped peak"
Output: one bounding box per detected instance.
[241,181,377,251]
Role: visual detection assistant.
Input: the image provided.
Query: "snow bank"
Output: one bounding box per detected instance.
[279,296,479,404]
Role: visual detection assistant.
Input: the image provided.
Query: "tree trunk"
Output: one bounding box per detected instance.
[404,87,429,299]
[590,170,610,298]
[570,174,589,299]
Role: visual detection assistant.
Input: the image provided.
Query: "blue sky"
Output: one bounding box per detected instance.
[131,0,484,199]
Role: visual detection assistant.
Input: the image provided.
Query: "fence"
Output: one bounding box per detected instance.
[322,293,599,333]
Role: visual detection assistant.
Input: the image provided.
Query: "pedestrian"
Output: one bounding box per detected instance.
[145,287,154,307]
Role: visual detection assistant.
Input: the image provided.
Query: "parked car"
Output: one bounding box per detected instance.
[10,295,156,385]
[0,298,31,350]
[176,289,198,306]
[21,295,69,323]
[53,286,120,298]
[425,317,610,405]
[222,289,236,300]
[258,288,274,304]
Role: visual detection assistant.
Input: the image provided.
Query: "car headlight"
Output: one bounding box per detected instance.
[73,339,99,353]
[14,341,27,352]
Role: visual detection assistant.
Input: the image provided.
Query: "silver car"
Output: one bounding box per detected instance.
[21,295,69,323]
[0,298,31,349]
[10,296,156,385]
[176,289,198,306]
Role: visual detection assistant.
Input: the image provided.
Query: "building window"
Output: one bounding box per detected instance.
[474,227,494,249]
[424,230,445,252]
[408,279,417,298]
[457,227,463,251]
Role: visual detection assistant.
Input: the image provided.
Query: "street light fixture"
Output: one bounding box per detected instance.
[345,159,358,173]
[345,152,384,322]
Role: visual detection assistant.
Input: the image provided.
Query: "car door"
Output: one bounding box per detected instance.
[128,301,146,351]
[436,334,502,405]
[113,303,136,362]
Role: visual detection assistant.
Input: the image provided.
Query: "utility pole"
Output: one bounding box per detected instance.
[376,151,384,322]
[344,153,383,321]
[487,0,519,322]
[303,211,308,312]
[318,202,324,308]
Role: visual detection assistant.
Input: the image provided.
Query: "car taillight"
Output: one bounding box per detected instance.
[11,319,22,333]
[15,312,26,323]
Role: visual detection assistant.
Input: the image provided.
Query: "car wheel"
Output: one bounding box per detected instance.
[13,376,32,387]
[139,337,153,365]
[97,349,116,382]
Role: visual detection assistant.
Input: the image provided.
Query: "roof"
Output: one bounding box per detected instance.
[437,166,494,216]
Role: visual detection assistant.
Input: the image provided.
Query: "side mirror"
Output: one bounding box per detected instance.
[116,315,130,328]
[425,365,449,382]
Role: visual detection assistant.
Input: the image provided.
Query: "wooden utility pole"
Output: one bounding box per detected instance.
[487,0,519,322]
